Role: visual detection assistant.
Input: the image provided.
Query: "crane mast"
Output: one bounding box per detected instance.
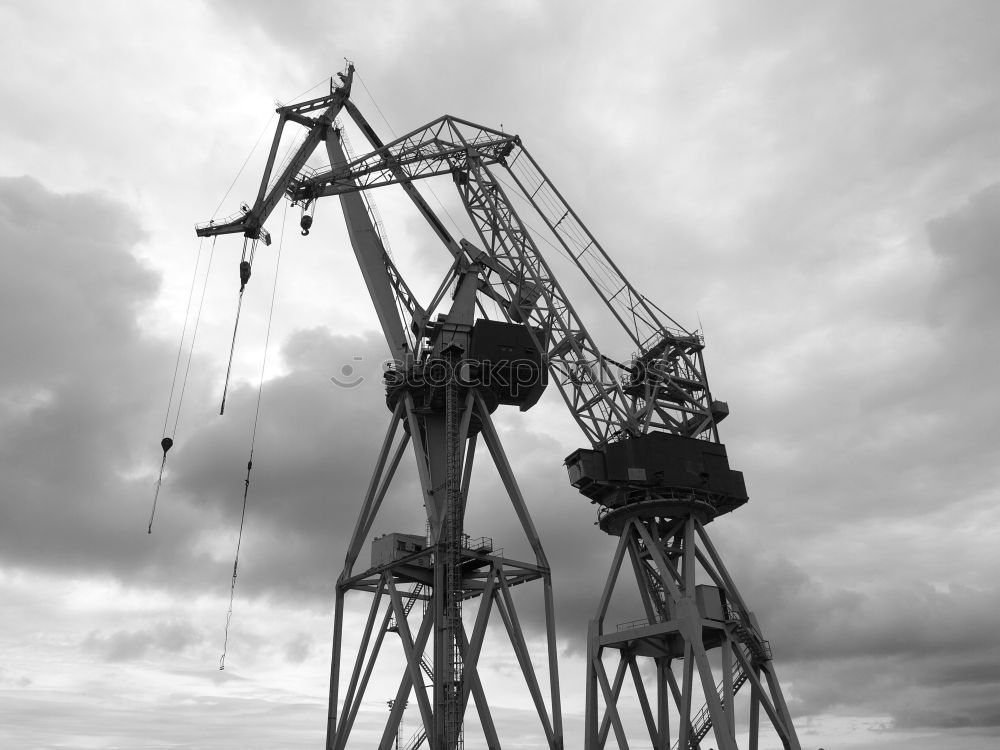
[196,64,800,750]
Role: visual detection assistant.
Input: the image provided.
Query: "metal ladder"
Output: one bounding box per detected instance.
[387,583,425,633]
[442,371,464,749]
[401,726,428,750]
[670,616,771,749]
[386,583,432,750]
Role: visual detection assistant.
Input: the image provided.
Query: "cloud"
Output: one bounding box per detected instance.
[3,3,1000,748]
[0,176,172,575]
[83,619,202,662]
[0,173,615,683]
[927,182,1000,328]
[0,175,416,603]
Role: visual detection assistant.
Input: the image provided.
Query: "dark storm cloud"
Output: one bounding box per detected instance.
[283,632,313,664]
[0,176,174,573]
[709,194,1000,538]
[0,176,282,600]
[0,176,405,603]
[928,183,1000,328]
[82,619,202,662]
[929,657,1000,688]
[897,704,1000,730]
[0,176,154,383]
[166,326,412,601]
[0,166,612,633]
[733,553,1000,664]
[712,534,1000,727]
[782,651,1000,729]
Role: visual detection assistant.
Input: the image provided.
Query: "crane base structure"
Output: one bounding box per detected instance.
[328,389,563,750]
[567,438,800,749]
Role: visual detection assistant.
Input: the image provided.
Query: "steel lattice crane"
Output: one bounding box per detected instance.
[197,63,800,750]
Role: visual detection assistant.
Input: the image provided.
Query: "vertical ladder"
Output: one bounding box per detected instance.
[443,370,464,749]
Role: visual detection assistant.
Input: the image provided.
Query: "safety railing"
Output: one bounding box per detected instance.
[194,205,250,233]
[462,535,494,553]
[401,726,427,750]
[616,614,667,632]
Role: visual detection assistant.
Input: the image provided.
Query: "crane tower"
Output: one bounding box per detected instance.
[196,63,801,750]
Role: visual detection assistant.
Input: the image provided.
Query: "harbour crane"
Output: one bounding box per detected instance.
[196,63,800,750]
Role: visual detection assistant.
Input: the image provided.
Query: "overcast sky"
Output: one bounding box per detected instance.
[2,1,1000,749]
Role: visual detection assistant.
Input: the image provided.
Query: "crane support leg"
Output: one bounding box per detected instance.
[329,386,563,749]
[584,502,800,750]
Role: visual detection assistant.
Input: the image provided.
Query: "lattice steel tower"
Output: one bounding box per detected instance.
[197,63,801,750]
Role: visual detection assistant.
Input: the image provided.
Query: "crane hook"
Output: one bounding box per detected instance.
[300,200,315,236]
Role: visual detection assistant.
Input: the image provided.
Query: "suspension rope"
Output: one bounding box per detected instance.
[219,457,251,671]
[356,73,398,140]
[283,75,334,105]
[148,236,217,534]
[357,71,465,238]
[219,202,288,670]
[147,443,171,536]
[213,74,335,222]
[211,115,276,220]
[219,236,258,415]
[161,237,204,437]
[173,237,217,437]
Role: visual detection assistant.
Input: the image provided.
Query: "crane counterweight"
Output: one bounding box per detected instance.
[566,433,748,518]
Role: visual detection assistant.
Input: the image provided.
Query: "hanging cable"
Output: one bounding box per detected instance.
[148,436,173,535]
[283,75,333,106]
[211,115,275,221]
[219,456,252,671]
[149,236,217,534]
[357,72,465,238]
[356,73,398,140]
[172,237,217,438]
[219,236,258,415]
[220,202,287,669]
[160,237,204,437]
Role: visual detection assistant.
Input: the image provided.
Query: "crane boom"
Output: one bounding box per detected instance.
[291,116,723,446]
[195,67,355,243]
[194,69,722,448]
[325,129,411,360]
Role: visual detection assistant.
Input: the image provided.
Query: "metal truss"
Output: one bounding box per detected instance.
[327,394,563,750]
[195,69,354,242]
[290,115,520,200]
[194,67,798,749]
[585,508,799,750]
[195,69,720,447]
[280,109,719,446]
